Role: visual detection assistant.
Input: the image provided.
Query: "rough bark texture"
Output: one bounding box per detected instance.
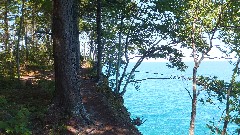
[52,0,84,117]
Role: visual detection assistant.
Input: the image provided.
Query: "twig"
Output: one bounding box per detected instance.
[185,88,192,100]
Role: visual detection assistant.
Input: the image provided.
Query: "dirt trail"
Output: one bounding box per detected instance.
[77,68,141,135]
[20,66,141,135]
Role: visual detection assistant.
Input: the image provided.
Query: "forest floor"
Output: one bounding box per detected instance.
[0,64,141,135]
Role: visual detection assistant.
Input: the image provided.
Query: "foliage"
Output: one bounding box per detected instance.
[0,0,53,78]
[154,0,239,134]
[197,69,240,134]
[0,78,20,90]
[0,77,54,134]
[97,0,186,95]
[218,1,240,58]
[0,96,31,134]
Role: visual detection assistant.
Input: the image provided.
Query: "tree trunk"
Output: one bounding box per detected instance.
[31,4,36,48]
[221,58,240,135]
[16,0,25,80]
[96,0,102,81]
[120,56,144,96]
[115,12,124,93]
[89,32,95,60]
[4,0,9,52]
[221,94,230,135]
[189,66,197,135]
[24,30,29,63]
[52,0,86,117]
[189,17,197,135]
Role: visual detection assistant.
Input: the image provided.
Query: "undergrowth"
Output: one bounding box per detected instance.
[0,78,54,134]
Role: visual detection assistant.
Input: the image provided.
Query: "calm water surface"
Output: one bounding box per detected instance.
[123,61,239,135]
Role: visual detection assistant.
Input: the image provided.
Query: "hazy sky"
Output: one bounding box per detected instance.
[129,38,236,62]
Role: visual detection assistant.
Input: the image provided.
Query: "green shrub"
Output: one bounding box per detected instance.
[0,96,31,134]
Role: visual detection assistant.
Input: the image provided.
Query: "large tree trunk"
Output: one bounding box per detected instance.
[52,0,85,117]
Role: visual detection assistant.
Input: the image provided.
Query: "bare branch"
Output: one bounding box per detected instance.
[185,88,193,100]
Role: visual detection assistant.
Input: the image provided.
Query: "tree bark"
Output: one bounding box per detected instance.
[52,0,85,117]
[189,67,197,135]
[189,17,197,135]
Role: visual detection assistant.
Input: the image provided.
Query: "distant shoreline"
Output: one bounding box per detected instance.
[129,57,238,62]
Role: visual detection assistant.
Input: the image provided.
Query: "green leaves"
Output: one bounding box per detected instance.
[0,96,31,134]
[197,76,226,102]
[197,75,240,132]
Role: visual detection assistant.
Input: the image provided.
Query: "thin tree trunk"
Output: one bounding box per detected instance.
[89,31,95,60]
[120,41,161,96]
[115,12,124,93]
[189,66,197,135]
[189,17,197,135]
[221,93,230,135]
[45,28,52,64]
[221,58,240,135]
[16,0,25,80]
[96,0,102,81]
[4,0,9,52]
[117,14,136,94]
[23,17,28,64]
[120,56,144,96]
[118,27,131,92]
[3,0,12,77]
[31,3,37,50]
[24,30,28,63]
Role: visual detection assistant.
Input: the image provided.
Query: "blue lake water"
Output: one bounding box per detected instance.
[123,61,239,135]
